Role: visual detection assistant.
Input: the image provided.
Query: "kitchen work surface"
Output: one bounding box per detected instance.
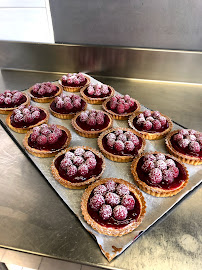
[0,69,201,269]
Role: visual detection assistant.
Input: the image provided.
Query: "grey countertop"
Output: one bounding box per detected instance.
[0,70,201,270]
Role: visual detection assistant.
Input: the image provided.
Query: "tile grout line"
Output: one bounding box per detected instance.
[37,256,44,270]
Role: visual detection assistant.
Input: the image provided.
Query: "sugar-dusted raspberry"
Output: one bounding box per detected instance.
[114,140,125,151]
[146,116,154,122]
[78,164,89,176]
[105,179,116,192]
[189,141,200,153]
[32,126,40,134]
[143,110,151,117]
[0,96,4,104]
[119,98,125,104]
[4,97,12,105]
[66,165,77,177]
[117,103,125,114]
[87,85,95,95]
[156,160,167,171]
[121,195,135,210]
[149,168,162,184]
[37,135,47,145]
[189,129,197,135]
[114,129,123,136]
[106,133,116,141]
[152,111,161,118]
[113,205,128,221]
[73,156,84,166]
[74,147,85,156]
[143,120,152,130]
[156,153,166,161]
[23,113,33,123]
[60,158,72,170]
[163,170,174,184]
[128,99,135,107]
[38,87,46,96]
[124,141,135,152]
[56,99,64,109]
[87,116,96,126]
[129,134,139,146]
[94,88,101,96]
[152,119,162,130]
[166,159,176,168]
[73,99,81,108]
[22,108,30,115]
[51,84,58,91]
[65,151,75,160]
[124,131,133,138]
[41,128,51,136]
[141,160,155,173]
[85,157,97,170]
[96,114,104,125]
[105,192,120,207]
[107,138,116,148]
[32,84,40,92]
[159,116,167,126]
[89,194,105,211]
[12,96,21,104]
[32,110,40,119]
[109,100,117,110]
[116,184,130,197]
[14,113,23,123]
[47,133,58,144]
[99,204,112,220]
[63,96,71,103]
[117,134,127,143]
[83,150,95,159]
[178,138,190,148]
[123,94,130,101]
[64,101,73,110]
[136,118,145,126]
[186,135,196,141]
[169,166,179,178]
[101,85,109,95]
[53,127,62,138]
[79,112,89,122]
[179,129,189,136]
[73,78,80,85]
[124,102,130,111]
[93,185,107,196]
[30,132,38,142]
[173,133,183,141]
[67,77,73,84]
[143,154,156,162]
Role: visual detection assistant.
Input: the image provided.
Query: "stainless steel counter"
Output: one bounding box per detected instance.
[0,43,201,270]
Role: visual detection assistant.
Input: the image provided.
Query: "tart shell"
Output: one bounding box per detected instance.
[0,93,30,114]
[131,151,189,197]
[71,111,113,138]
[80,85,115,104]
[23,125,71,158]
[165,130,202,165]
[51,146,106,189]
[6,107,49,133]
[98,127,146,162]
[128,111,173,140]
[58,75,90,92]
[29,82,63,103]
[102,97,141,120]
[81,177,146,237]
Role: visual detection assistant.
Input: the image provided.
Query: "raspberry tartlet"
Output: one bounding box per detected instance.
[0,90,30,114]
[72,109,113,138]
[165,129,202,165]
[59,72,90,92]
[29,81,62,103]
[131,152,189,197]
[98,128,146,162]
[6,105,49,133]
[102,94,140,120]
[81,178,146,236]
[49,93,87,119]
[128,110,173,140]
[51,146,105,189]
[23,124,71,157]
[80,83,115,104]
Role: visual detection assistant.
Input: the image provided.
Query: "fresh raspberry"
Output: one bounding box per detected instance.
[32,84,40,92]
[4,90,11,95]
[124,141,135,152]
[38,87,46,96]
[113,205,128,221]
[96,114,104,125]
[74,147,85,156]
[78,73,85,81]
[51,84,58,91]
[156,153,166,161]
[4,97,12,105]
[14,113,23,123]
[169,166,179,178]
[143,154,156,162]
[107,138,116,148]
[149,168,162,184]
[137,113,145,119]
[101,85,109,95]
[128,134,139,146]
[0,96,4,104]
[73,156,84,166]
[87,116,96,126]
[124,102,130,111]
[89,111,96,118]
[41,128,51,136]
[189,141,200,152]
[178,139,190,148]
[109,100,117,110]
[67,77,73,84]
[66,165,77,177]
[32,110,40,119]
[143,120,152,130]
[85,157,97,170]
[128,99,135,107]
[65,151,75,160]
[30,132,38,142]
[117,103,125,114]
[87,85,95,95]
[146,116,154,122]
[94,88,101,96]
[46,86,53,94]
[47,133,58,144]
[163,170,174,184]
[156,160,167,171]
[116,94,122,100]
[99,204,112,220]
[152,111,161,118]
[89,194,105,211]
[13,92,23,99]
[186,135,196,141]
[13,109,21,115]
[110,96,117,103]
[53,128,62,138]
[105,180,116,192]
[141,160,155,173]
[63,96,71,103]
[136,118,145,126]
[159,116,167,126]
[73,99,81,108]
[152,119,162,130]
[32,126,40,134]
[116,184,130,197]
[121,195,135,210]
[166,159,176,168]
[23,113,33,123]
[73,78,80,85]
[31,106,40,112]
[78,164,89,176]
[124,131,134,138]
[124,94,131,101]
[79,112,89,122]
[117,134,127,143]
[189,129,197,135]
[56,99,64,109]
[179,129,189,136]
[173,133,183,141]
[143,110,151,117]
[114,140,125,151]
[105,192,120,207]
[37,135,47,145]
[114,129,123,136]
[64,101,73,110]
[83,151,95,159]
[60,158,72,170]
[97,111,105,117]
[106,133,116,141]
[93,185,107,196]
[12,96,21,104]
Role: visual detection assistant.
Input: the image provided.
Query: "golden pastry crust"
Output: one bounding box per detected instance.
[29,82,63,103]
[0,93,30,114]
[128,111,173,140]
[81,178,146,236]
[51,146,106,189]
[71,111,113,138]
[23,125,71,158]
[58,75,90,92]
[6,107,49,133]
[131,151,189,197]
[80,85,115,104]
[97,127,146,162]
[165,130,202,165]
[102,97,141,120]
[49,96,87,120]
